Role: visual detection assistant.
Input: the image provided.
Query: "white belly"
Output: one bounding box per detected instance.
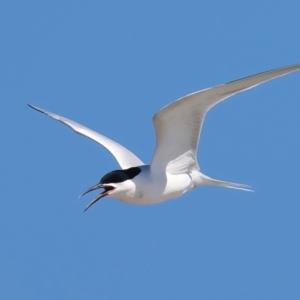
[110,168,195,205]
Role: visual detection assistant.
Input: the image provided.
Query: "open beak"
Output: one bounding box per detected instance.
[79,183,115,212]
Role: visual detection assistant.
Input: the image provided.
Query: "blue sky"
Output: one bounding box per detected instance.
[1,1,300,299]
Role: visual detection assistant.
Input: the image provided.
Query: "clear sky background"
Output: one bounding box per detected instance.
[1,1,300,299]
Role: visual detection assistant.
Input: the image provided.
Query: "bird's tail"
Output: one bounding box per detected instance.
[199,173,253,192]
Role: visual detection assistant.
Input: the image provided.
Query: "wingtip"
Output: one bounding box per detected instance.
[28,103,36,111]
[28,104,45,114]
[83,205,90,212]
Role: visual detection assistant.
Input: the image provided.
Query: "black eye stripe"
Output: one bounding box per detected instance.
[100,167,141,184]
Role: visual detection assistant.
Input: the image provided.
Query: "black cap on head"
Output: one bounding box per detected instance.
[100,167,141,184]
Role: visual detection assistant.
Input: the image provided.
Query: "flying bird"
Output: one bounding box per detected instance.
[29,63,300,211]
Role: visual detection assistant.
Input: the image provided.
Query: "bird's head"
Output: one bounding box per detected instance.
[80,167,141,211]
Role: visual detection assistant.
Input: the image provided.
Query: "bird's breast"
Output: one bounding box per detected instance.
[120,170,194,205]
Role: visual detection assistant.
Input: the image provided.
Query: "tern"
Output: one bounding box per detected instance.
[29,63,300,211]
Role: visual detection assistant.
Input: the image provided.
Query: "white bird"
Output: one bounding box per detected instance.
[29,63,300,211]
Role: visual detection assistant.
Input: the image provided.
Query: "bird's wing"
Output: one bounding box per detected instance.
[151,63,300,174]
[28,105,144,169]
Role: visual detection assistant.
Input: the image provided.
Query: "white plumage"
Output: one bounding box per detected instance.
[29,63,300,210]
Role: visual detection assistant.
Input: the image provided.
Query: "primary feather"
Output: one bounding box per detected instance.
[27,104,144,169]
[151,63,300,174]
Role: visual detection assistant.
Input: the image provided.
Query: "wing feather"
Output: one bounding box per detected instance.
[151,63,300,174]
[28,105,144,169]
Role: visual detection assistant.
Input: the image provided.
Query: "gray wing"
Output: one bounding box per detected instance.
[29,105,144,169]
[151,63,300,174]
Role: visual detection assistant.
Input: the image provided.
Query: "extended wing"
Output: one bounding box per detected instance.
[29,105,144,169]
[151,63,300,174]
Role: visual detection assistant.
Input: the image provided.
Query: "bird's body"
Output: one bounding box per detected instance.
[107,167,245,205]
[29,63,300,211]
[111,165,195,205]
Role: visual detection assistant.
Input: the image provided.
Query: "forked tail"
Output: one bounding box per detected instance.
[200,174,253,192]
